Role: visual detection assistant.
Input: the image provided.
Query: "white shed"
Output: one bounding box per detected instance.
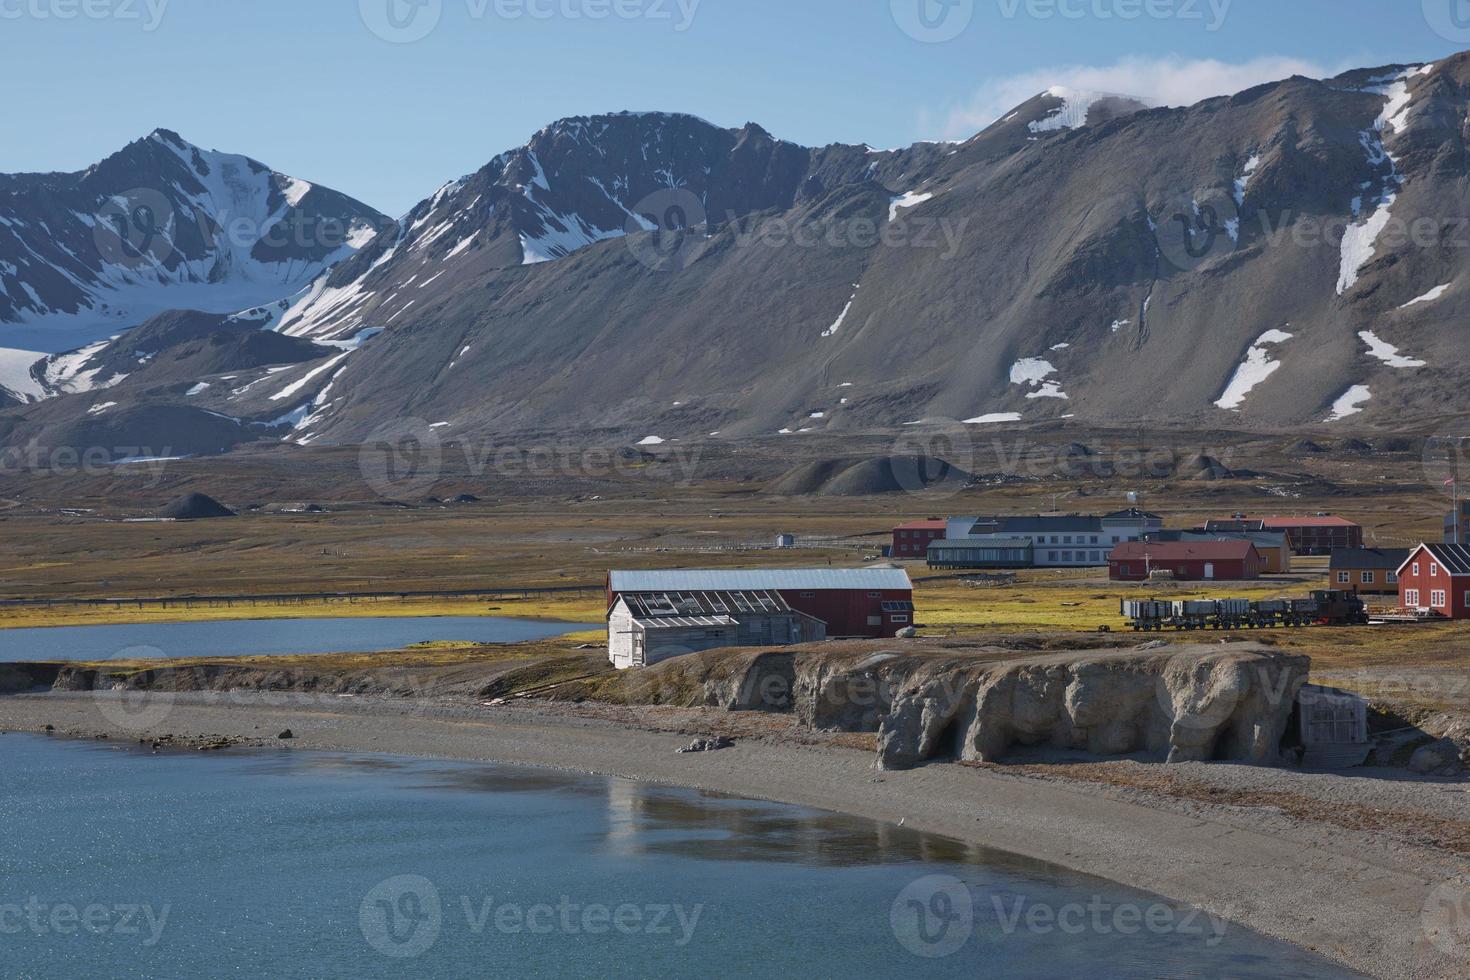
[607,590,825,670]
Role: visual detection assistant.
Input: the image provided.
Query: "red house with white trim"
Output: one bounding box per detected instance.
[1396,544,1470,619]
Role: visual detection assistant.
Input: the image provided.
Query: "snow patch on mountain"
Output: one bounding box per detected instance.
[1028,88,1107,133]
[39,339,119,396]
[1009,357,1068,400]
[0,346,45,401]
[1359,330,1425,368]
[1328,385,1372,421]
[1215,328,1293,410]
[889,191,935,222]
[822,285,860,338]
[1233,153,1261,207]
[269,351,351,402]
[1400,284,1450,309]
[1338,71,1417,295]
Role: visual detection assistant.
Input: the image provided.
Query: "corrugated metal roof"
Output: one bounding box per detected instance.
[609,568,912,593]
[637,615,739,630]
[621,590,790,618]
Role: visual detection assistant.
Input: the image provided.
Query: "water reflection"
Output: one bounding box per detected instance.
[240,748,1061,875]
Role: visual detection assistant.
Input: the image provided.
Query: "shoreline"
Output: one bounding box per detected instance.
[2,691,1465,979]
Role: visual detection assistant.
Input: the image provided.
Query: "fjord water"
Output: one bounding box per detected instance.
[1,737,1356,979]
[0,616,581,663]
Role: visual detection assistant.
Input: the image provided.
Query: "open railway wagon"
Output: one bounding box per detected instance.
[1121,591,1369,631]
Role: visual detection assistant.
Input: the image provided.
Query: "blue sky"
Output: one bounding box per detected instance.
[2,0,1465,215]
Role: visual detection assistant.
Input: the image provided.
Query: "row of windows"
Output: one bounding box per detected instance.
[1337,571,1396,585]
[1045,551,1106,563]
[1405,589,1469,608]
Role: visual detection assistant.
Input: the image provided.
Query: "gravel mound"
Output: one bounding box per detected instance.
[158,492,236,520]
[767,456,971,496]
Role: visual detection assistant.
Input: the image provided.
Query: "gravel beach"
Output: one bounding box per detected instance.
[2,690,1467,979]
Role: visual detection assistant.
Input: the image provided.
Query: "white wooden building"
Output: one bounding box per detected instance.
[608,589,825,670]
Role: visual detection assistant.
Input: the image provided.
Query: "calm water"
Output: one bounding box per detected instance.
[0,736,1358,979]
[0,616,583,663]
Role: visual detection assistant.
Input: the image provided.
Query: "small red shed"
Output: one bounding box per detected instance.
[1109,540,1263,582]
[892,520,947,559]
[1396,544,1470,619]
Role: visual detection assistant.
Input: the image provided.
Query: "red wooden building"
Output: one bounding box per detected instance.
[1109,540,1264,582]
[607,568,915,638]
[1396,544,1470,619]
[891,520,947,559]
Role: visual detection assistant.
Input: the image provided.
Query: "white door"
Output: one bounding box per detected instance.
[1204,563,1215,580]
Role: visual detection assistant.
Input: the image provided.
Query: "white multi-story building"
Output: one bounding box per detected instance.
[945,509,1163,568]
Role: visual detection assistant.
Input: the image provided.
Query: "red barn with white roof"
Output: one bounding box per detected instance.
[607,568,915,638]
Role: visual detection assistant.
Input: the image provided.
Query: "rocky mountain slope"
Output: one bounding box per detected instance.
[0,129,385,380]
[5,57,1470,455]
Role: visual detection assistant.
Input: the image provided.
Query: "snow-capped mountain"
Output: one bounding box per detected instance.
[0,129,386,365]
[6,54,1470,455]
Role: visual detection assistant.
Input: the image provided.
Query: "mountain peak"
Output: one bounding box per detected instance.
[146,128,192,150]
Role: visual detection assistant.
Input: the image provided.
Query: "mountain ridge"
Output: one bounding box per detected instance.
[3,55,1467,458]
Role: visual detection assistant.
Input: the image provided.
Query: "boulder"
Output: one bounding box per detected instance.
[1409,739,1464,775]
[677,736,734,754]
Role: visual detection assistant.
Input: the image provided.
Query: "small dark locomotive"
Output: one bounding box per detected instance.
[1121,590,1369,631]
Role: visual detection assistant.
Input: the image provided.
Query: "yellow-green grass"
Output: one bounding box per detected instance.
[66,636,594,674]
[911,569,1335,634]
[0,593,606,631]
